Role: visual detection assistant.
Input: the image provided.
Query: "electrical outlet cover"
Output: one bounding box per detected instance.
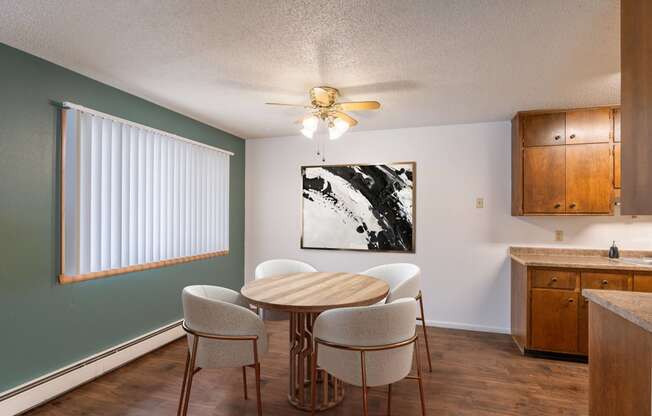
[555,230,564,241]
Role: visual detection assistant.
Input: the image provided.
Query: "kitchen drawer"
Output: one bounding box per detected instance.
[531,269,578,290]
[581,272,630,290]
[633,275,652,292]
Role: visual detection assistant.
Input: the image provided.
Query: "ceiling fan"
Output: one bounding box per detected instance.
[266,86,381,140]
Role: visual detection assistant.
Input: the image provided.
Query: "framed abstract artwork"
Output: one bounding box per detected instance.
[301,162,415,252]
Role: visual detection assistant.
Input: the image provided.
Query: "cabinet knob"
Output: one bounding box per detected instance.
[568,298,575,303]
[569,203,577,209]
[554,135,561,140]
[551,277,558,282]
[570,134,576,139]
[554,203,561,209]
[602,279,609,285]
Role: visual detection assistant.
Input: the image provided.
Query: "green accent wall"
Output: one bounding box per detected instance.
[0,43,245,392]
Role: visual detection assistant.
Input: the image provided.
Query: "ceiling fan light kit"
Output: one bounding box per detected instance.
[328,117,349,140]
[266,86,380,158]
[300,127,315,139]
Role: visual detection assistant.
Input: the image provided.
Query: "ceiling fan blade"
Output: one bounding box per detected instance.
[331,111,358,127]
[265,102,310,108]
[336,101,381,111]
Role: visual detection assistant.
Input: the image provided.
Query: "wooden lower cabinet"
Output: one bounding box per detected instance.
[511,264,639,357]
[531,289,578,353]
[589,302,652,416]
[633,274,652,292]
[578,295,589,355]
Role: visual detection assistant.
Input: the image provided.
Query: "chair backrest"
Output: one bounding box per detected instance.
[255,259,317,279]
[361,263,421,303]
[182,285,267,369]
[313,298,417,387]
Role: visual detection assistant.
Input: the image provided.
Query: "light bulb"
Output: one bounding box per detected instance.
[328,117,349,140]
[302,116,319,131]
[300,127,315,139]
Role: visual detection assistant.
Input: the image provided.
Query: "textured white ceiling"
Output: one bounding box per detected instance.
[0,0,619,139]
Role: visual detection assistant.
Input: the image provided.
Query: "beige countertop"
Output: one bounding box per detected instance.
[583,290,652,333]
[510,246,652,272]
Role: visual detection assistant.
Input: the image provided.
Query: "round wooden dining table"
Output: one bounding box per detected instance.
[240,272,389,412]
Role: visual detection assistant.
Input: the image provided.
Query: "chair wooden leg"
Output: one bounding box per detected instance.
[181,336,199,416]
[418,293,433,372]
[361,351,369,416]
[414,340,427,416]
[242,366,248,400]
[252,340,262,416]
[254,363,262,416]
[387,383,392,416]
[177,350,192,416]
[311,342,318,416]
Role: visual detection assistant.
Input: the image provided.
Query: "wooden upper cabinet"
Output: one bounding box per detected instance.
[524,146,565,213]
[512,107,617,216]
[621,0,652,214]
[566,109,612,144]
[523,113,566,146]
[614,143,621,189]
[566,143,613,214]
[613,108,621,143]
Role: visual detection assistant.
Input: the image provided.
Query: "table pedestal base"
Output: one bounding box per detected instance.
[288,312,344,411]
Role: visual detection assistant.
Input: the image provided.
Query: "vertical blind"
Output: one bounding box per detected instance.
[61,103,232,283]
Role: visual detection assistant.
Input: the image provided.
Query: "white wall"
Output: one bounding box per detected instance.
[245,122,652,333]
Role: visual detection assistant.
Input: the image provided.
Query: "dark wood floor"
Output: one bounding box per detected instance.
[25,321,588,416]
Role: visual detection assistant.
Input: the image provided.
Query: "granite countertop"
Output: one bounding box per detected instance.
[510,246,652,272]
[583,290,652,333]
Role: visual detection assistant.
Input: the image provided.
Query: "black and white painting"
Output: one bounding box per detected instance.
[301,163,415,252]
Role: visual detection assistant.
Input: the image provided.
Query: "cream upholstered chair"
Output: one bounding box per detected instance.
[311,298,425,416]
[360,263,432,372]
[178,285,267,416]
[255,259,317,279]
[254,259,317,320]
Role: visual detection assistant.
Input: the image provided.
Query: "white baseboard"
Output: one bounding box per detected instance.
[423,319,510,335]
[0,320,184,416]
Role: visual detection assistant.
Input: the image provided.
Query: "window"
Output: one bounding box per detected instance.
[60,103,232,284]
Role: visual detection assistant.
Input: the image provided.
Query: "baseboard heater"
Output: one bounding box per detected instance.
[0,320,184,415]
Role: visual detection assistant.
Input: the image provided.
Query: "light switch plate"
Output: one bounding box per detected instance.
[555,230,564,242]
[475,197,484,209]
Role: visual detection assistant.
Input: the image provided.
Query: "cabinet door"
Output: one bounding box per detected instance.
[566,109,612,144]
[614,143,621,189]
[578,295,589,355]
[523,146,566,213]
[613,108,621,143]
[523,113,566,146]
[531,289,578,353]
[566,143,613,213]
